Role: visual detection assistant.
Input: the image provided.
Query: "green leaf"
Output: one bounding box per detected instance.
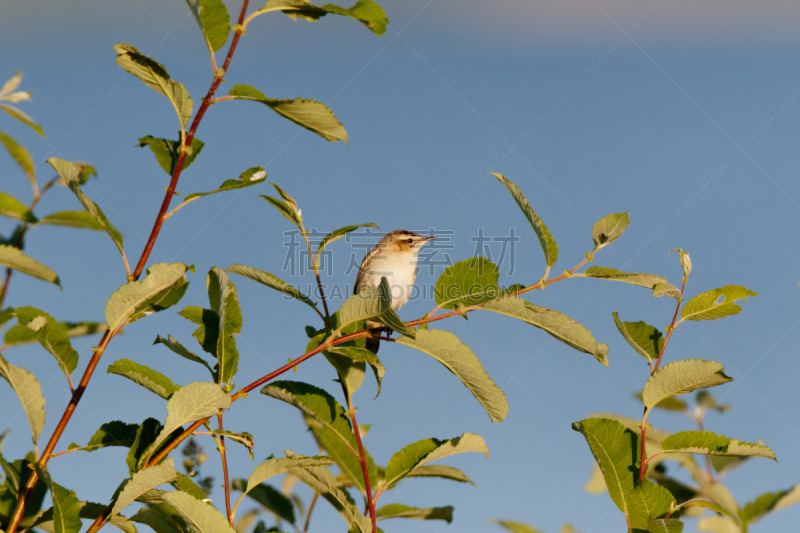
[384,433,489,489]
[210,430,254,459]
[573,418,676,528]
[31,501,137,533]
[741,482,800,522]
[710,454,750,477]
[376,503,453,523]
[680,285,758,322]
[647,518,683,533]
[241,457,334,495]
[231,480,296,524]
[492,173,558,267]
[67,421,139,453]
[0,104,45,137]
[48,483,82,533]
[261,381,375,491]
[592,211,630,248]
[107,359,181,400]
[626,481,675,528]
[5,320,106,347]
[490,519,544,533]
[405,464,473,484]
[145,382,231,466]
[162,491,235,533]
[696,516,739,533]
[34,468,82,533]
[226,264,318,312]
[670,248,692,283]
[260,0,389,36]
[661,431,775,460]
[110,458,182,520]
[337,277,391,331]
[374,307,416,339]
[481,296,609,367]
[0,128,36,192]
[696,391,731,414]
[283,450,372,533]
[137,136,205,175]
[168,476,206,502]
[178,306,219,355]
[207,267,242,385]
[126,418,163,474]
[318,223,379,254]
[114,44,193,129]
[105,263,191,331]
[613,312,664,364]
[678,456,740,516]
[185,0,231,52]
[130,504,185,533]
[642,359,733,410]
[397,329,509,422]
[671,500,734,518]
[37,211,104,230]
[13,307,80,381]
[153,335,214,376]
[633,392,687,412]
[584,267,680,298]
[0,352,46,445]
[181,167,267,203]
[0,245,60,286]
[0,191,37,222]
[48,157,125,258]
[435,257,501,309]
[325,346,385,396]
[228,85,348,143]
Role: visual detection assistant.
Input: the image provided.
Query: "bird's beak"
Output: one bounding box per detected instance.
[413,236,436,247]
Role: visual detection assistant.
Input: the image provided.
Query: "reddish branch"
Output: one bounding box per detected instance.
[639,280,687,481]
[132,1,250,280]
[216,413,233,525]
[339,379,377,532]
[145,252,600,471]
[4,3,253,532]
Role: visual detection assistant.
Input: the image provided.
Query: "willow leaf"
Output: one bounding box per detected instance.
[397,329,508,422]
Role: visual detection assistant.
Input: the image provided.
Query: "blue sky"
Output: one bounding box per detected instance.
[2,1,800,532]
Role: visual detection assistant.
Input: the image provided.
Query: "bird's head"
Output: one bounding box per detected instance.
[383,230,436,253]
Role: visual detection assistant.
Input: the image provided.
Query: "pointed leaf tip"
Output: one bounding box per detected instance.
[492,173,558,267]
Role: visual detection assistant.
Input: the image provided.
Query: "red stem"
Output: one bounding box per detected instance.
[339,379,376,532]
[639,409,649,481]
[653,280,686,372]
[5,328,115,533]
[639,280,687,481]
[132,0,250,280]
[145,252,600,467]
[216,413,233,525]
[6,3,253,531]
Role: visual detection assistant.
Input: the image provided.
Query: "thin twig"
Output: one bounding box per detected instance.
[338,378,376,533]
[6,1,255,529]
[132,0,251,280]
[302,492,320,533]
[639,408,650,481]
[145,251,606,466]
[653,280,686,372]
[6,327,116,533]
[215,413,233,526]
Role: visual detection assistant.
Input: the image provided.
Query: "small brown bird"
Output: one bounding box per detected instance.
[354,230,435,353]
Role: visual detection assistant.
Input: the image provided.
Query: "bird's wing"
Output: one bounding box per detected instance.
[353,243,382,294]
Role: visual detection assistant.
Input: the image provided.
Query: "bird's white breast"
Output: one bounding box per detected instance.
[359,248,420,310]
